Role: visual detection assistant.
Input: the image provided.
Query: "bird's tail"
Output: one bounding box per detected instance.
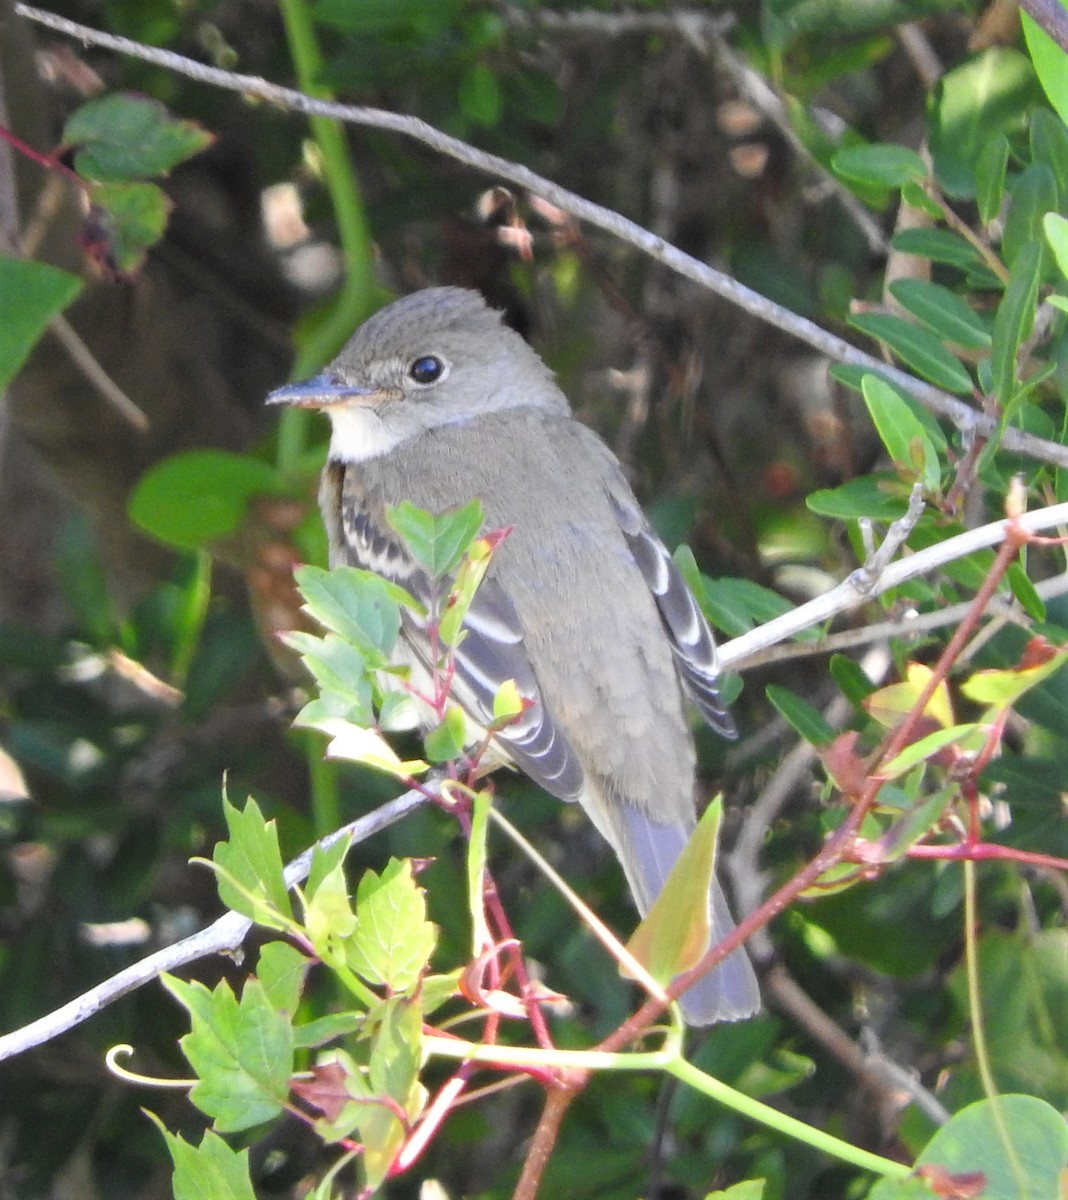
[614,803,760,1026]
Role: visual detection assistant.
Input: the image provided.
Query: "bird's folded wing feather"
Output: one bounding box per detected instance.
[607,493,737,739]
[333,476,585,800]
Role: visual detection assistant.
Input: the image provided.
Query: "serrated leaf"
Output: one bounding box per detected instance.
[295,565,407,661]
[889,279,992,350]
[386,500,483,579]
[627,798,722,985]
[990,240,1043,405]
[154,1122,256,1200]
[257,941,309,1015]
[130,450,286,550]
[212,795,293,927]
[164,976,293,1132]
[766,685,835,746]
[312,720,427,778]
[347,859,437,992]
[292,1011,363,1049]
[423,705,467,763]
[0,257,83,391]
[849,311,973,394]
[64,93,212,181]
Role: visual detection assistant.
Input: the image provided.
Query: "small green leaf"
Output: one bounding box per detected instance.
[765,685,835,746]
[313,720,428,777]
[212,794,293,928]
[1023,8,1068,127]
[458,62,502,126]
[831,143,926,188]
[889,279,991,350]
[386,500,484,579]
[861,374,940,488]
[1007,561,1046,621]
[424,705,467,763]
[164,976,293,1132]
[438,532,497,647]
[927,47,1039,199]
[130,450,286,549]
[257,941,309,1016]
[879,724,984,779]
[87,181,171,273]
[492,678,524,723]
[628,798,723,985]
[295,565,409,660]
[806,473,910,521]
[890,227,984,270]
[829,654,877,705]
[286,631,375,727]
[699,576,793,638]
[347,859,437,993]
[1043,211,1068,283]
[849,311,973,394]
[154,1123,256,1200]
[975,132,1009,224]
[961,646,1068,707]
[0,257,83,390]
[990,240,1043,405]
[1029,106,1068,201]
[1002,162,1057,268]
[64,93,213,181]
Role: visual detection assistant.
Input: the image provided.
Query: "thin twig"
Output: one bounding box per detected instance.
[13,2,1068,468]
[47,313,149,430]
[0,787,428,1061]
[719,500,1068,671]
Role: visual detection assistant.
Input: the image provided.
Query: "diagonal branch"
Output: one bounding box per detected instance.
[13,2,1068,469]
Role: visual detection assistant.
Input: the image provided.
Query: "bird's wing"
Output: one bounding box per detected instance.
[607,493,737,739]
[329,464,585,800]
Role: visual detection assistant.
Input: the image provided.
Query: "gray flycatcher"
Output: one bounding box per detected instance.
[268,286,759,1024]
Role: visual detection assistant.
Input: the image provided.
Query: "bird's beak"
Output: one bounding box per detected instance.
[266,373,398,410]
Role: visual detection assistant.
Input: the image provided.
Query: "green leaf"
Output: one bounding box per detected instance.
[286,631,376,726]
[1043,211,1068,283]
[961,645,1068,707]
[916,1094,1068,1199]
[849,312,973,393]
[1029,106,1068,201]
[295,564,409,664]
[975,132,1009,225]
[386,500,483,579]
[927,48,1040,199]
[705,1181,766,1200]
[0,257,83,390]
[256,941,309,1016]
[889,227,985,270]
[879,723,984,778]
[154,1122,256,1200]
[130,451,286,549]
[806,473,911,520]
[699,576,794,638]
[54,512,117,646]
[628,797,723,985]
[1002,161,1058,268]
[212,794,293,928]
[888,279,992,350]
[438,532,497,647]
[63,93,213,181]
[831,142,926,188]
[765,685,835,746]
[1023,8,1068,127]
[164,975,293,1132]
[829,653,877,704]
[861,374,940,489]
[990,240,1043,405]
[347,859,437,992]
[458,62,502,126]
[423,705,467,763]
[87,181,171,274]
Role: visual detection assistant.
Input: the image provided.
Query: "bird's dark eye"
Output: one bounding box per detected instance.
[409,355,445,385]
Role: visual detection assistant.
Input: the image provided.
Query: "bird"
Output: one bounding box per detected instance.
[268,286,759,1024]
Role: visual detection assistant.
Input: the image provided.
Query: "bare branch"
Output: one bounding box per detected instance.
[0,787,427,1061]
[720,500,1068,671]
[14,3,1068,468]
